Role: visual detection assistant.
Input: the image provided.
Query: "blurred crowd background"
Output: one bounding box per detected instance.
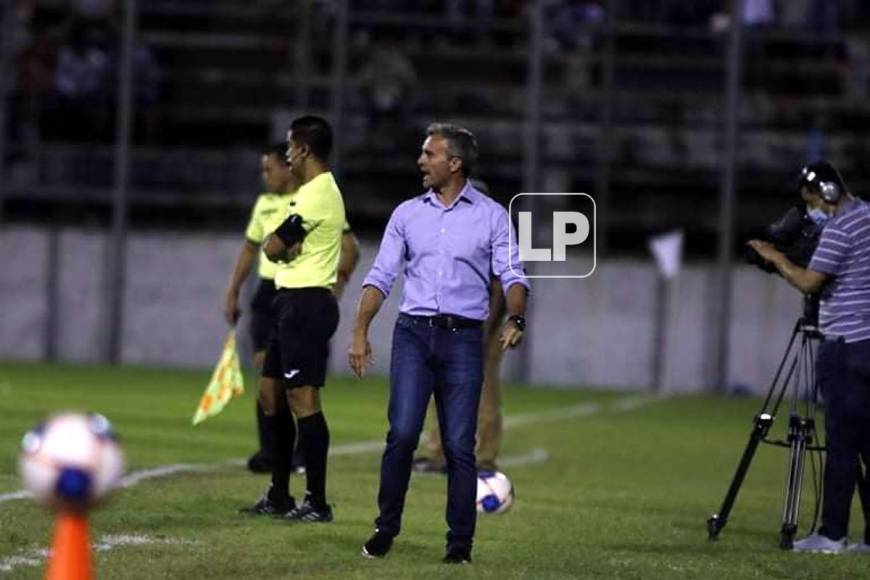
[3,1,870,391]
[3,0,870,254]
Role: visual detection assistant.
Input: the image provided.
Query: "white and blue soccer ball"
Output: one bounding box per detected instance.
[19,413,125,512]
[476,470,514,514]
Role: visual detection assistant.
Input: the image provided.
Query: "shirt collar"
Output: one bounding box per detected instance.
[835,197,861,218]
[423,180,479,208]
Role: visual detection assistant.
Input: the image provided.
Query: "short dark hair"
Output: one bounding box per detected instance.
[289,115,333,161]
[426,122,479,177]
[263,142,289,164]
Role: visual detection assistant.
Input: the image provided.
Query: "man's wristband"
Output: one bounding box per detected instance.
[508,315,526,331]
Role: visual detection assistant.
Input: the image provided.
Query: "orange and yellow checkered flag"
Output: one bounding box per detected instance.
[192,331,245,425]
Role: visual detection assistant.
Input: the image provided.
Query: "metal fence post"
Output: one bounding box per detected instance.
[329,0,349,179]
[715,0,745,390]
[0,0,18,224]
[105,0,137,364]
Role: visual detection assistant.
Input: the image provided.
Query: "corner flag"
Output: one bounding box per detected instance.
[192,331,245,425]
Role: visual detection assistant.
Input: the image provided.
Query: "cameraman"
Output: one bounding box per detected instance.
[748,161,870,554]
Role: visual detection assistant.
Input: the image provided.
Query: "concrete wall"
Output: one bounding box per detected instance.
[0,225,805,393]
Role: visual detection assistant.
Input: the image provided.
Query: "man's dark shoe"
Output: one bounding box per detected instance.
[246,451,273,474]
[443,546,472,564]
[361,530,393,559]
[284,502,334,523]
[239,485,294,516]
[412,456,447,474]
[477,461,498,472]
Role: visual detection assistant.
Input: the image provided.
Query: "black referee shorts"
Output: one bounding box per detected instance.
[262,287,339,388]
[249,278,277,353]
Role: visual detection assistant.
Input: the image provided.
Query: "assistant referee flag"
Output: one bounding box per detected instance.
[192,332,245,425]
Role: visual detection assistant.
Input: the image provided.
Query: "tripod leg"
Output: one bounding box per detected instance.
[780,416,814,549]
[708,414,774,540]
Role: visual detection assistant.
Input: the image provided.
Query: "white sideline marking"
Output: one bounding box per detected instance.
[94,534,196,551]
[329,440,386,456]
[0,395,657,505]
[0,490,31,502]
[0,535,196,574]
[498,447,549,468]
[504,402,603,428]
[0,550,47,573]
[120,464,216,488]
[611,394,661,412]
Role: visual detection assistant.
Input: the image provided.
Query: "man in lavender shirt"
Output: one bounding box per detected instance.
[349,123,530,564]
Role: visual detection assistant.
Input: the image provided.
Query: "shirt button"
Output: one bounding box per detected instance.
[441,228,446,233]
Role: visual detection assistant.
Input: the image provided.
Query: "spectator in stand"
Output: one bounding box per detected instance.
[358,40,416,138]
[544,1,605,52]
[44,14,113,141]
[446,0,495,43]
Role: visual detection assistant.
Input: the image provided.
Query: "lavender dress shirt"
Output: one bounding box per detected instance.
[363,181,530,321]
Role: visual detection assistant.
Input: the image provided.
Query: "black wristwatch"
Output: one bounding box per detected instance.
[508,315,526,332]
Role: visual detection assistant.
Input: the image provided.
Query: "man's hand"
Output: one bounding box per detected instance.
[224,289,240,325]
[498,319,524,351]
[332,272,350,299]
[748,239,829,294]
[264,234,303,263]
[348,331,373,378]
[747,240,783,264]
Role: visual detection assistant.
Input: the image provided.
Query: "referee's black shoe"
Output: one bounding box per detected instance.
[442,546,472,564]
[239,484,294,516]
[361,530,393,559]
[246,451,273,474]
[284,500,334,523]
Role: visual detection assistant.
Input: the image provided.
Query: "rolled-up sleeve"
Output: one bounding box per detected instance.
[363,207,406,298]
[491,207,530,295]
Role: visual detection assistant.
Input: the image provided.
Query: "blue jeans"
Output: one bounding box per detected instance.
[817,337,870,542]
[374,314,484,549]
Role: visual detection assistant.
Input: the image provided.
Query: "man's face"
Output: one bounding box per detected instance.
[801,186,822,209]
[260,153,292,193]
[285,132,306,179]
[801,185,838,216]
[417,135,459,190]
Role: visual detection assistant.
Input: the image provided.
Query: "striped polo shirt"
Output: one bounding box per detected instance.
[809,199,870,343]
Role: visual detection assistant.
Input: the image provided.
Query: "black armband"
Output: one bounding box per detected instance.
[274,214,307,246]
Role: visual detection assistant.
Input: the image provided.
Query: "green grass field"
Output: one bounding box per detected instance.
[0,362,867,579]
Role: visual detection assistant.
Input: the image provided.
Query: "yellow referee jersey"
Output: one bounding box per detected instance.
[245,191,296,280]
[245,186,351,281]
[274,172,346,290]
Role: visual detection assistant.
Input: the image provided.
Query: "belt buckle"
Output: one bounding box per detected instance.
[444,315,455,329]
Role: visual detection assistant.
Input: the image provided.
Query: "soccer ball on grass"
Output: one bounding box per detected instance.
[476,470,514,514]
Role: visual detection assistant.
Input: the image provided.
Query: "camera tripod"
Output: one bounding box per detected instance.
[707,312,826,549]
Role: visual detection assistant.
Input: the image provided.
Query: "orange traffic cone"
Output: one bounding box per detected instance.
[46,512,92,580]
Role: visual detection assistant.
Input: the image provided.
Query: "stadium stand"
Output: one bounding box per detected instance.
[4,0,870,254]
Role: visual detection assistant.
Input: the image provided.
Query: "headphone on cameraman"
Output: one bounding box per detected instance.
[799,161,846,205]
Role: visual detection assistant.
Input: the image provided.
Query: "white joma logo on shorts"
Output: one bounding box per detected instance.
[284,369,300,379]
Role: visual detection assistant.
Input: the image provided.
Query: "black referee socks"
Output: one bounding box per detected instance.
[267,411,296,502]
[298,412,330,508]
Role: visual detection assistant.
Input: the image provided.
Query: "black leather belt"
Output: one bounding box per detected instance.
[400,313,483,329]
